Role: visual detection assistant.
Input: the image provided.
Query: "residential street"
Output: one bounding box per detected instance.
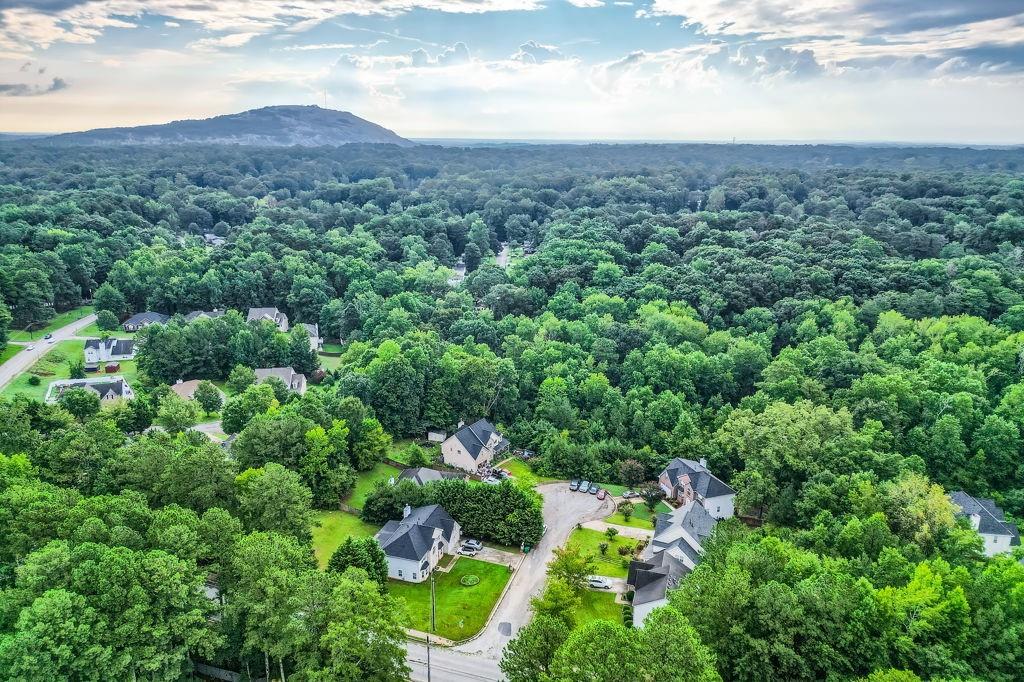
[407,642,502,681]
[0,313,97,391]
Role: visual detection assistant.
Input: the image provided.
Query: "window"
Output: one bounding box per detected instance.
[412,572,418,580]
[716,506,721,513]
[398,570,403,578]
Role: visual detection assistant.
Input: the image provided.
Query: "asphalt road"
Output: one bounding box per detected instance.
[407,642,502,682]
[0,313,97,391]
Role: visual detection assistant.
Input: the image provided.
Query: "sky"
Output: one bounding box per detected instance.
[0,1,1023,142]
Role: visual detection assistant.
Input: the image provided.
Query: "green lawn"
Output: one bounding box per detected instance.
[577,589,622,626]
[345,462,401,510]
[8,306,93,341]
[311,510,379,569]
[500,458,558,489]
[605,500,671,529]
[77,322,135,339]
[388,439,439,466]
[321,343,345,353]
[318,353,344,371]
[390,558,512,640]
[565,528,639,578]
[0,344,22,365]
[1,339,140,401]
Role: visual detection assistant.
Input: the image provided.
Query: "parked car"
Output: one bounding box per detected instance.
[26,344,35,350]
[46,338,54,344]
[570,480,580,491]
[587,576,612,589]
[597,489,607,500]
[588,484,599,494]
[622,490,639,499]
[579,480,590,492]
[462,539,483,551]
[482,476,501,485]
[458,547,479,557]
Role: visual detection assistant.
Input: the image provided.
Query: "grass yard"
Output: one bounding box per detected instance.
[1,339,141,401]
[500,458,558,488]
[318,353,344,371]
[390,558,511,640]
[0,344,22,365]
[311,510,379,569]
[577,589,622,626]
[77,322,135,339]
[605,500,672,529]
[345,462,401,510]
[321,343,345,353]
[388,439,439,466]
[565,528,639,579]
[8,306,93,342]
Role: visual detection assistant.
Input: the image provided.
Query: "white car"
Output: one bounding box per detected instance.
[587,576,613,589]
[482,476,501,485]
[26,344,35,350]
[458,547,479,557]
[45,338,55,344]
[462,539,483,551]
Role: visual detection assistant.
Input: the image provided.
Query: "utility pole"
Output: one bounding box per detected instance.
[426,570,437,682]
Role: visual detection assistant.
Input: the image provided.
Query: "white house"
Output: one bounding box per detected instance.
[301,323,321,351]
[658,458,735,520]
[441,419,509,472]
[46,376,135,404]
[627,500,718,627]
[949,490,1020,556]
[247,307,289,332]
[375,505,461,583]
[83,338,135,367]
[254,367,307,395]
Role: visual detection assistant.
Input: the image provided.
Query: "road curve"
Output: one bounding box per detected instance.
[0,313,97,392]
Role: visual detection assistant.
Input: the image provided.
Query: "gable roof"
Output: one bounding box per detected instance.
[123,311,168,326]
[184,309,226,323]
[662,458,735,498]
[247,307,285,324]
[374,504,458,562]
[254,367,304,390]
[301,322,319,337]
[450,418,509,461]
[950,490,1020,542]
[397,467,462,486]
[84,338,135,355]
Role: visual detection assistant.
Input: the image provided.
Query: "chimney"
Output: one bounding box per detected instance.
[403,504,412,519]
[698,457,708,469]
[458,419,465,428]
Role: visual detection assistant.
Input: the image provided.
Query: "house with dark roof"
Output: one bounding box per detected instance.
[441,418,510,472]
[627,499,718,626]
[84,338,135,369]
[45,376,135,404]
[949,490,1020,557]
[375,504,461,582]
[183,309,226,323]
[122,311,169,332]
[658,457,736,520]
[397,467,466,486]
[247,307,289,332]
[254,367,307,395]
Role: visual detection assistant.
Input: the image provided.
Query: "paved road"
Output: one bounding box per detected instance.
[0,313,97,391]
[453,482,612,660]
[407,642,502,681]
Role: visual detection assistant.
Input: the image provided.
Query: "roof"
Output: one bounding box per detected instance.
[398,467,463,486]
[301,323,319,337]
[449,418,509,461]
[950,490,1020,543]
[255,367,303,388]
[631,500,719,605]
[184,310,226,323]
[50,376,130,401]
[374,504,458,561]
[123,311,169,326]
[662,458,735,499]
[84,338,135,355]
[247,307,285,323]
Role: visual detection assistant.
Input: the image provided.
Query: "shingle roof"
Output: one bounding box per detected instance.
[247,307,285,324]
[398,468,462,486]
[663,458,735,498]
[85,338,134,355]
[374,504,458,562]
[950,490,1020,543]
[123,312,168,326]
[184,310,226,323]
[451,418,509,461]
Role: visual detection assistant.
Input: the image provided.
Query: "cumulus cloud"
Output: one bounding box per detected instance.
[410,42,471,67]
[189,32,259,51]
[704,44,824,82]
[566,0,605,6]
[512,40,562,63]
[0,76,68,96]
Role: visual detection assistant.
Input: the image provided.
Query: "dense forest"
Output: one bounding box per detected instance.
[1,141,1023,681]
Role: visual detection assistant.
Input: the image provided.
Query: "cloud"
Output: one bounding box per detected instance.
[189,32,259,51]
[0,76,68,96]
[282,42,357,51]
[704,44,824,82]
[410,41,471,67]
[513,40,563,63]
[566,0,605,6]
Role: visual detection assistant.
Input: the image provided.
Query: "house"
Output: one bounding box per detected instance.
[658,458,736,520]
[202,233,226,247]
[247,307,289,332]
[122,311,169,332]
[375,504,461,583]
[949,490,1020,557]
[170,379,224,402]
[183,309,226,323]
[627,500,718,626]
[254,367,307,395]
[397,467,465,486]
[46,376,134,404]
[441,418,509,472]
[83,338,135,369]
[301,323,321,351]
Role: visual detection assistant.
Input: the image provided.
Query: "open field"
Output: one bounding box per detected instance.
[389,558,511,640]
[8,306,93,342]
[311,510,380,569]
[346,462,401,510]
[565,528,639,578]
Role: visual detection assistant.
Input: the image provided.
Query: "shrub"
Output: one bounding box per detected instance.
[27,375,41,386]
[599,542,609,555]
[617,545,631,557]
[460,574,481,586]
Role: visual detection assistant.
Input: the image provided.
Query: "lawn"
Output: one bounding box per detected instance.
[1,339,140,401]
[605,500,672,529]
[388,439,439,466]
[0,344,21,365]
[345,462,401,510]
[577,590,622,626]
[311,510,379,569]
[8,306,93,341]
[77,322,135,339]
[565,528,639,578]
[500,457,558,489]
[318,353,344,371]
[321,342,345,353]
[390,558,511,640]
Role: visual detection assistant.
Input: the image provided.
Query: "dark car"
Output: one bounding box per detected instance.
[588,484,599,494]
[570,480,581,491]
[43,333,53,340]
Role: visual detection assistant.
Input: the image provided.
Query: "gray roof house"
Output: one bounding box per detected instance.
[441,418,510,472]
[122,311,169,332]
[183,309,226,323]
[950,490,1020,557]
[84,338,135,367]
[658,457,736,520]
[254,367,307,395]
[46,376,135,404]
[628,500,718,626]
[397,467,466,486]
[375,504,461,582]
[247,307,289,332]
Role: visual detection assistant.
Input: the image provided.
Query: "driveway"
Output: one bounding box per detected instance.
[0,313,97,391]
[496,242,512,269]
[452,482,613,659]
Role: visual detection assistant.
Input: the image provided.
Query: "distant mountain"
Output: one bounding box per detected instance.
[44,105,414,147]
